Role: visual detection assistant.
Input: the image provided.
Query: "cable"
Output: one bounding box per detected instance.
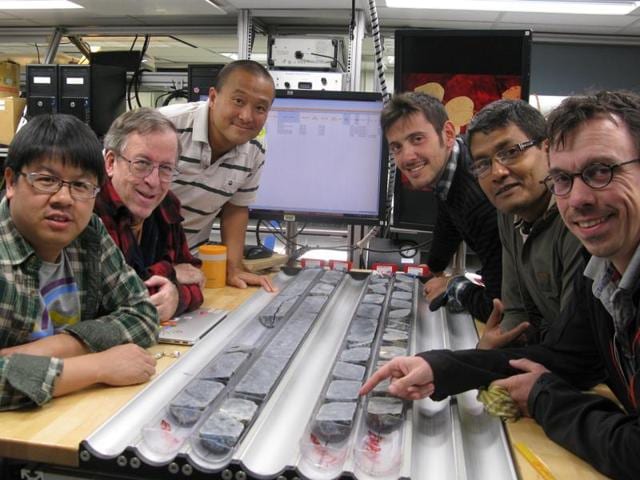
[355,226,379,249]
[262,220,307,241]
[255,219,286,248]
[154,88,188,107]
[255,220,263,247]
[168,35,198,49]
[362,239,432,254]
[127,72,135,110]
[129,34,138,52]
[262,223,310,250]
[350,0,356,41]
[34,43,41,63]
[127,35,150,109]
[309,52,345,72]
[258,222,290,246]
[154,92,172,107]
[135,35,151,107]
[365,0,395,236]
[249,25,256,54]
[252,224,430,258]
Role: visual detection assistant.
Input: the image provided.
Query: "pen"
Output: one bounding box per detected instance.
[514,442,556,480]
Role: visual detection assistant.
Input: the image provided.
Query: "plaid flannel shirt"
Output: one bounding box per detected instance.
[0,198,158,410]
[95,180,203,317]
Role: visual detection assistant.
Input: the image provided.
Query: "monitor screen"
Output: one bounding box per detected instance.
[250,90,387,225]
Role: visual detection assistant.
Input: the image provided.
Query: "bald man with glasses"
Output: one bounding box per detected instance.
[95,108,205,322]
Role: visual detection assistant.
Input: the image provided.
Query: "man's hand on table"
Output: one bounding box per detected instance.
[94,344,158,385]
[227,267,277,293]
[174,263,206,289]
[52,344,158,397]
[145,275,179,322]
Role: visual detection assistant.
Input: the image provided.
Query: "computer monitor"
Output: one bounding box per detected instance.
[393,29,532,231]
[250,89,387,225]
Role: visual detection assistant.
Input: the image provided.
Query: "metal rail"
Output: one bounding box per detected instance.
[82,270,516,480]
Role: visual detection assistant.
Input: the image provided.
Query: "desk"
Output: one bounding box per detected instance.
[0,286,256,467]
[0,285,609,479]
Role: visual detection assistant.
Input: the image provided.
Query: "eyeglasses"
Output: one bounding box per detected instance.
[542,158,640,197]
[469,139,543,178]
[19,172,100,200]
[116,152,177,182]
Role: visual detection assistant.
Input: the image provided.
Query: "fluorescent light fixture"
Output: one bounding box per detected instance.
[221,53,268,62]
[204,0,224,9]
[221,53,239,61]
[386,0,640,15]
[0,0,83,9]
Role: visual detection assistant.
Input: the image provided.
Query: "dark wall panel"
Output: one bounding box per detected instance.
[531,42,640,95]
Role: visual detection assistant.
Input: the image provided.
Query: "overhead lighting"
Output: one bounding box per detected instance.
[204,0,225,12]
[385,0,640,15]
[220,53,268,62]
[0,0,83,9]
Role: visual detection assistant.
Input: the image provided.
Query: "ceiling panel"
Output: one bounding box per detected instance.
[382,19,500,30]
[0,19,39,26]
[374,7,501,23]
[228,0,359,9]
[511,23,630,35]
[74,0,227,16]
[619,16,640,33]
[1,0,640,68]
[501,11,637,27]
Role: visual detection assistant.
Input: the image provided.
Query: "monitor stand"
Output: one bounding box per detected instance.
[285,220,298,258]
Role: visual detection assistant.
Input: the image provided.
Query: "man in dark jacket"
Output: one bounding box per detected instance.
[382,92,501,321]
[467,100,584,348]
[362,90,640,480]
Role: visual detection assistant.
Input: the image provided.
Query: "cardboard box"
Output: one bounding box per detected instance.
[0,61,20,91]
[0,88,20,99]
[0,96,26,146]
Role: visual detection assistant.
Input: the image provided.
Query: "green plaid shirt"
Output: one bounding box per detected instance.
[0,198,159,410]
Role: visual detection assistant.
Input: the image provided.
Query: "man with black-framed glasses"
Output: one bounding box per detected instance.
[95,108,204,322]
[467,99,584,349]
[361,91,640,479]
[543,157,640,196]
[0,114,158,411]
